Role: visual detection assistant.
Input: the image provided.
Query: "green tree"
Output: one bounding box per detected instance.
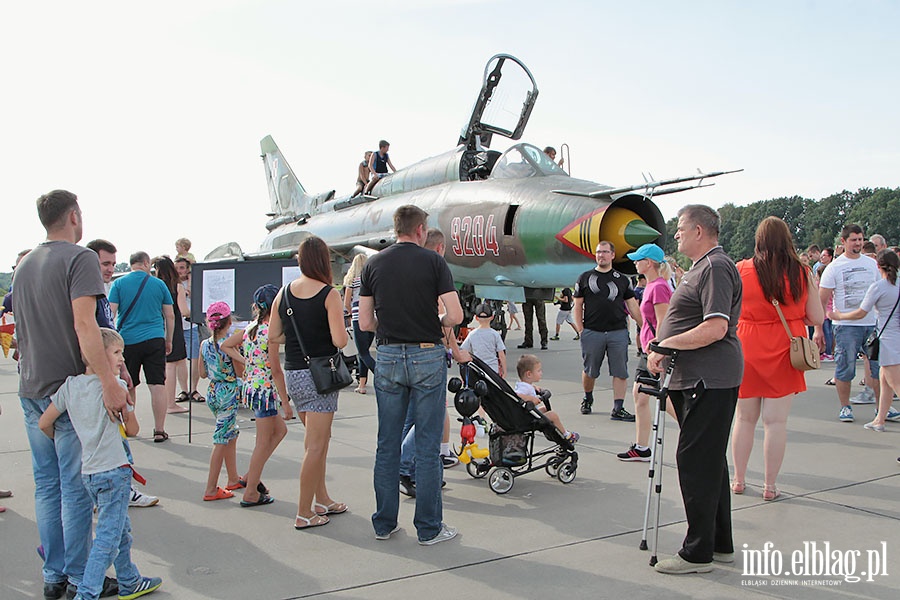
[847,187,900,243]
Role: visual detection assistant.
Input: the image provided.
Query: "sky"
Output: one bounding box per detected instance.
[2,0,899,267]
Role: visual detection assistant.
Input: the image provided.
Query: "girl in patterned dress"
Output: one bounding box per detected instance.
[223,285,292,507]
[199,302,243,501]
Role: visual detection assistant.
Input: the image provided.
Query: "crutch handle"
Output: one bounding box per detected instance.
[648,341,676,356]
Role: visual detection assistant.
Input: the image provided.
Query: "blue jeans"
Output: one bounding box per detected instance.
[372,344,446,541]
[353,321,376,375]
[77,467,141,600]
[823,319,834,355]
[399,408,416,479]
[21,397,92,587]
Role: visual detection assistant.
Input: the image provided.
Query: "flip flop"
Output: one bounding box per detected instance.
[190,391,206,403]
[224,481,247,491]
[294,514,329,529]
[175,391,190,403]
[166,405,189,414]
[240,494,275,508]
[354,388,366,394]
[153,430,169,443]
[314,501,348,515]
[0,489,12,499]
[203,487,234,501]
[236,479,269,495]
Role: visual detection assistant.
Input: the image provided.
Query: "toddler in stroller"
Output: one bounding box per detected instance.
[450,355,578,494]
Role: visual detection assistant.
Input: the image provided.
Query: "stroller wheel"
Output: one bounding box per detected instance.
[545,457,562,478]
[489,467,515,494]
[467,460,489,479]
[557,461,577,484]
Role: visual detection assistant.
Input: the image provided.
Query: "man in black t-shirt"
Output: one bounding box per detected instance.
[573,241,642,419]
[359,205,466,546]
[550,287,578,341]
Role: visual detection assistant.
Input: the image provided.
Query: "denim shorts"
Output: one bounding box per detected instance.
[253,405,280,419]
[833,324,879,382]
[183,325,201,359]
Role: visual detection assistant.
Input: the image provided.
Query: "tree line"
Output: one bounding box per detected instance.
[662,187,900,262]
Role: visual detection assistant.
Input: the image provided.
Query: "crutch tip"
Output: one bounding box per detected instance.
[639,540,648,551]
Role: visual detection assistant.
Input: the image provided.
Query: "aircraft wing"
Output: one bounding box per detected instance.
[552,168,742,199]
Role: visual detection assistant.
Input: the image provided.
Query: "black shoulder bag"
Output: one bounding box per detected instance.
[282,286,352,395]
[864,290,900,361]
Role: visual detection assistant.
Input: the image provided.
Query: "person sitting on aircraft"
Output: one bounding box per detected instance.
[364,140,397,195]
[543,146,565,169]
[351,151,373,198]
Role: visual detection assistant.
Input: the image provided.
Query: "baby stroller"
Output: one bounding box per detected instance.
[448,356,578,494]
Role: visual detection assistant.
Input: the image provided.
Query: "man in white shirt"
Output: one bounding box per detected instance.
[817,224,880,422]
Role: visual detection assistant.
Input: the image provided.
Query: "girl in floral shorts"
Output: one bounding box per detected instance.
[223,285,292,507]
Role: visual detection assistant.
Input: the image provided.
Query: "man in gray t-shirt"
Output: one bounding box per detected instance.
[647,205,742,575]
[14,190,128,598]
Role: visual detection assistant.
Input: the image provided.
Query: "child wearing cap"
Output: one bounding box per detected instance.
[461,303,507,378]
[198,301,244,501]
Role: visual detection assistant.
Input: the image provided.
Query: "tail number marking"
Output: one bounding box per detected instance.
[451,215,500,257]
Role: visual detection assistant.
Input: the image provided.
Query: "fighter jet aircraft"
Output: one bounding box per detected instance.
[207,54,739,306]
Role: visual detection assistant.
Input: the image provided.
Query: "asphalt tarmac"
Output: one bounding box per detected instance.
[1,315,898,599]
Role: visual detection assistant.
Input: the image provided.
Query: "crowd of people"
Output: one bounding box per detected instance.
[4,188,900,595]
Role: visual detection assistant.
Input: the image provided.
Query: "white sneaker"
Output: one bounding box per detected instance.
[850,388,876,404]
[441,454,459,468]
[886,407,900,422]
[129,489,159,508]
[375,525,401,541]
[418,523,458,546]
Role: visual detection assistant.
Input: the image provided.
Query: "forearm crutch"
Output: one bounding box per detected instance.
[638,343,678,567]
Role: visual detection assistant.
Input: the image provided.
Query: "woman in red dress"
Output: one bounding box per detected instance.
[731,217,824,500]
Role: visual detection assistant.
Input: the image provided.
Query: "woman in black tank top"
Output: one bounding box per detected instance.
[269,237,349,529]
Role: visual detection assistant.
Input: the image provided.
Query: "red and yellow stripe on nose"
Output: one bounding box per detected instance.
[556,207,660,259]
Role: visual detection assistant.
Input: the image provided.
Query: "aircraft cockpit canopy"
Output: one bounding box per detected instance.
[490,143,568,179]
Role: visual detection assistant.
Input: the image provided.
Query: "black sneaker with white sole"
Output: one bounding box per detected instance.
[399,475,416,498]
[610,407,636,422]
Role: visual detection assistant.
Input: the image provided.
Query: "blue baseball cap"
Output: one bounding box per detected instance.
[626,244,665,263]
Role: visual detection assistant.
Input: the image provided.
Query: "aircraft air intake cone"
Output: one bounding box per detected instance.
[623,220,661,248]
[597,207,661,257]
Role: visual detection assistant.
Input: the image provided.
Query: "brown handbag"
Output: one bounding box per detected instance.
[773,299,819,371]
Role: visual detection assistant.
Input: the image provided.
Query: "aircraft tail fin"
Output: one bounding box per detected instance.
[260,135,313,218]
